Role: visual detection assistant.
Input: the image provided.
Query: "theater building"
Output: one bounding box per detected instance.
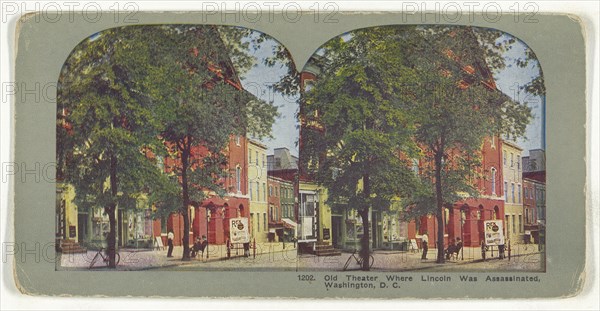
[409,136,506,248]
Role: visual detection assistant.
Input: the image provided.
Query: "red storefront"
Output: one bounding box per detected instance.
[409,135,506,248]
[155,135,250,246]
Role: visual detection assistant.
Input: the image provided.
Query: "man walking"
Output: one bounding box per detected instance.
[167,231,174,258]
[421,231,429,260]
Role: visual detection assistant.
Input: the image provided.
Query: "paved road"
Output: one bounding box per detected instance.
[59,242,544,272]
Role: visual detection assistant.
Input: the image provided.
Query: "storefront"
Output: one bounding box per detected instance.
[123,209,154,248]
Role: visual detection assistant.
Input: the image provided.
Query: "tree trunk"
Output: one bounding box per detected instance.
[107,153,118,268]
[360,174,371,271]
[180,141,191,261]
[434,152,445,264]
[107,205,117,268]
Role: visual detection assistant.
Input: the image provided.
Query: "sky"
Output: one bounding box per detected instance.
[238,29,544,159]
[239,36,300,158]
[492,35,545,157]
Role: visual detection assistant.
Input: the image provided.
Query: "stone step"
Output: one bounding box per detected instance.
[315,244,335,250]
[59,240,87,254]
[61,247,87,254]
[315,250,341,257]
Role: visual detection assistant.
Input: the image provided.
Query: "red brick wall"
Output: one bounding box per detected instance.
[268,177,282,224]
[227,136,247,195]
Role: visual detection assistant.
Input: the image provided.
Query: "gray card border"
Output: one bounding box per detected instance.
[12,11,586,299]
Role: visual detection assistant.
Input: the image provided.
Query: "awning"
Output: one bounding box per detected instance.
[282,218,297,229]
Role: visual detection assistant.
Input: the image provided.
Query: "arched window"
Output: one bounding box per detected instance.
[236,166,241,193]
[491,168,497,195]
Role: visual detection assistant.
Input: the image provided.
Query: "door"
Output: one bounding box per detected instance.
[299,192,318,241]
[331,216,341,249]
[78,213,88,245]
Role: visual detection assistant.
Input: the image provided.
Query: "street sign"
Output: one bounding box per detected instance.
[483,220,505,246]
[229,217,250,244]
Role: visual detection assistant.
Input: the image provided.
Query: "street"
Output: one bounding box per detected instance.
[59,242,544,272]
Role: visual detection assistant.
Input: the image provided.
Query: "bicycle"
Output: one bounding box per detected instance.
[89,248,121,269]
[342,249,374,271]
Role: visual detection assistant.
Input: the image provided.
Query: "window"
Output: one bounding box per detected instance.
[444,208,450,225]
[505,215,510,236]
[412,159,419,175]
[249,150,252,164]
[255,151,259,166]
[251,213,255,234]
[518,184,521,203]
[269,185,273,197]
[503,152,506,165]
[263,213,267,232]
[530,209,534,223]
[518,215,522,233]
[524,187,528,200]
[263,154,266,168]
[504,181,508,201]
[510,153,514,167]
[257,181,260,201]
[249,182,253,200]
[517,155,521,170]
[236,166,241,193]
[511,183,515,203]
[512,215,516,233]
[263,182,267,202]
[235,135,241,146]
[491,168,497,195]
[161,214,167,235]
[257,212,260,232]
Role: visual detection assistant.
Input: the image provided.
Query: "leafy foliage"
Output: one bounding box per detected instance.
[301,25,534,265]
[58,25,280,263]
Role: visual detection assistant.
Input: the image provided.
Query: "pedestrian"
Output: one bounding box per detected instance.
[167,231,174,258]
[498,238,506,260]
[421,231,429,260]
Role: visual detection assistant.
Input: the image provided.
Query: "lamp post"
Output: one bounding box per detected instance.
[205,208,211,259]
[460,210,465,261]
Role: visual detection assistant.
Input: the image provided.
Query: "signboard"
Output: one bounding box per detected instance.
[154,236,164,250]
[229,218,250,244]
[323,228,330,240]
[484,220,505,246]
[69,225,76,238]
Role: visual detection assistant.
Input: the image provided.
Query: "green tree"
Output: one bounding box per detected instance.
[301,27,420,271]
[57,26,168,268]
[148,25,278,260]
[403,26,532,263]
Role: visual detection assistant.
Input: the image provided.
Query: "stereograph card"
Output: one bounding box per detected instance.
[9,8,587,300]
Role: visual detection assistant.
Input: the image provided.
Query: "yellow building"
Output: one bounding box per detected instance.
[298,181,334,253]
[502,140,524,244]
[248,139,269,243]
[56,182,155,251]
[56,183,79,245]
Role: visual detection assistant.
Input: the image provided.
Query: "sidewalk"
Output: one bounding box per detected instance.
[59,242,542,271]
[297,243,544,271]
[59,241,296,271]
